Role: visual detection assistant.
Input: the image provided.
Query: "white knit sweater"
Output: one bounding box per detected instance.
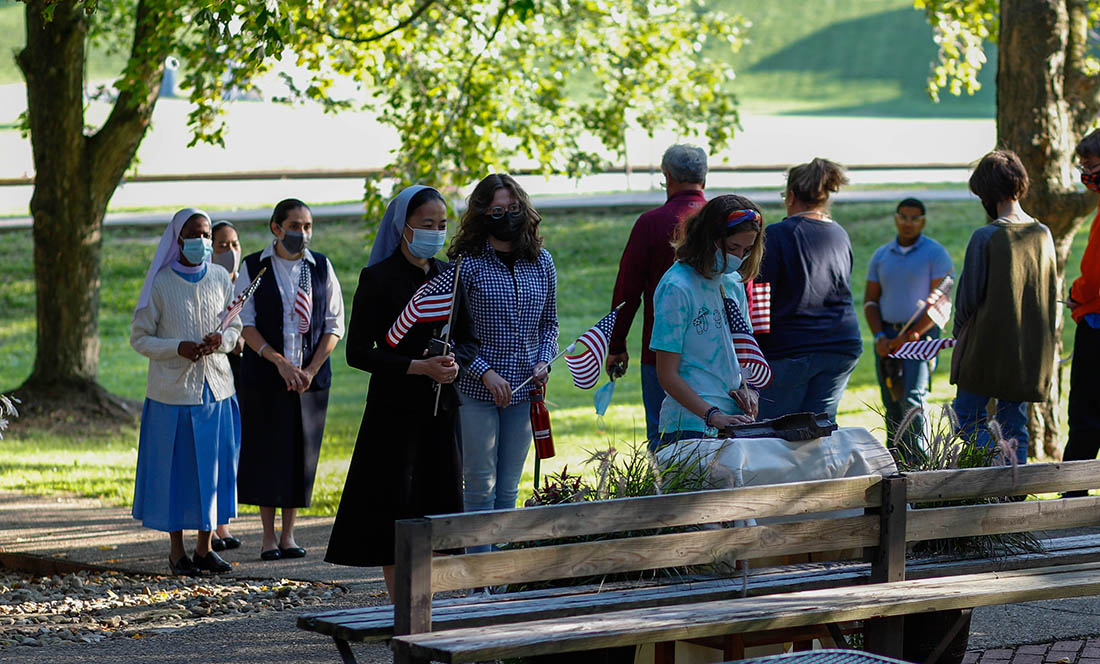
[130,267,242,405]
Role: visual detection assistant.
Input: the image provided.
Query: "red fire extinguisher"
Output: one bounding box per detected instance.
[530,385,555,459]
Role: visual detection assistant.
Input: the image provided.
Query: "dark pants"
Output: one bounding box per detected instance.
[1064,322,1100,461]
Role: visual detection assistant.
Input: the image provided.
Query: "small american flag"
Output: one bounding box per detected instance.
[889,337,956,361]
[924,275,954,330]
[386,264,457,347]
[565,310,618,390]
[294,259,313,335]
[218,267,266,332]
[748,281,771,333]
[724,296,772,388]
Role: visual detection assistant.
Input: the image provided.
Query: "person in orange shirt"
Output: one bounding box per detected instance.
[1062,129,1100,480]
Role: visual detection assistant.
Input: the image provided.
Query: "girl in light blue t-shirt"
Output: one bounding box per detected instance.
[650,194,766,450]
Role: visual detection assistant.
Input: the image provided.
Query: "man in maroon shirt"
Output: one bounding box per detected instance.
[606,144,708,441]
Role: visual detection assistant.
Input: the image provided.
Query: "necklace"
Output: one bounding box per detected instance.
[794,210,832,222]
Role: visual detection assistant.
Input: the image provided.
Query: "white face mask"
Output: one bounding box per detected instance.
[405,225,447,258]
[715,248,743,275]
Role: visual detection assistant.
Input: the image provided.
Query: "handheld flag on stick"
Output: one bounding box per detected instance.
[564,309,619,389]
[924,275,955,330]
[888,337,956,361]
[897,275,955,337]
[218,267,266,332]
[747,281,771,333]
[432,258,463,416]
[386,263,458,347]
[723,295,772,388]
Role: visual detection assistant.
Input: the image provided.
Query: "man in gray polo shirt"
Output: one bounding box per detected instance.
[863,198,954,457]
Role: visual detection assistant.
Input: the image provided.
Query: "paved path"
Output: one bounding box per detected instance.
[1,489,1098,663]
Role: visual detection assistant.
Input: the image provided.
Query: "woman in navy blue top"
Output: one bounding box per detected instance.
[448,174,559,519]
[757,158,863,421]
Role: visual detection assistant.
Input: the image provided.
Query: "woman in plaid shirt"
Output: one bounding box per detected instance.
[449,174,559,519]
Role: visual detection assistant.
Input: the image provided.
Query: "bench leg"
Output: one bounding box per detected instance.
[865,616,904,659]
[655,640,676,664]
[334,637,358,664]
[922,609,973,664]
[825,623,849,650]
[723,635,745,661]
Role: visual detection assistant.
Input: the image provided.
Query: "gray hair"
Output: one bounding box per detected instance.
[661,144,708,184]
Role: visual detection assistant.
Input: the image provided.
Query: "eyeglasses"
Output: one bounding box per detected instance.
[895,213,925,224]
[488,203,522,219]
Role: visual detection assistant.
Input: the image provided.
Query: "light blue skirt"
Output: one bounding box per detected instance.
[132,383,241,532]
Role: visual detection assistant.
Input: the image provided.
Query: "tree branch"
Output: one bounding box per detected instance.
[303,0,436,44]
[1063,0,1100,137]
[87,0,180,207]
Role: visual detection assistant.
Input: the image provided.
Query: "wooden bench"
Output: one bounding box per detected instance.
[299,459,1100,664]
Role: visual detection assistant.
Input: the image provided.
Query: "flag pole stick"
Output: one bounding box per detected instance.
[510,302,626,397]
[433,257,463,417]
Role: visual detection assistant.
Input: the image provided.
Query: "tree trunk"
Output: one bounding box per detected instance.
[14,0,173,419]
[995,0,1100,459]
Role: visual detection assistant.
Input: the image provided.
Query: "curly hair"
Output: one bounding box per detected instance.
[448,174,543,261]
[672,194,765,281]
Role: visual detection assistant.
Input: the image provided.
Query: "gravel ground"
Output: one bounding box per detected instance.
[0,569,345,651]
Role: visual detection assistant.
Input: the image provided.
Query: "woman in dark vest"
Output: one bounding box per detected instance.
[236,199,345,560]
[325,185,476,599]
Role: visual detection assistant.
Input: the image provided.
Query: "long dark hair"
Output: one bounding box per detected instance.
[448,174,542,261]
[672,194,765,280]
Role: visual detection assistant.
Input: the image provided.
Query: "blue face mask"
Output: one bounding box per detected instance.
[594,380,616,417]
[181,237,212,265]
[714,248,743,275]
[405,225,447,259]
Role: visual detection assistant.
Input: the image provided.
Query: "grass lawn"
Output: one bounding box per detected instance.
[0,198,1090,515]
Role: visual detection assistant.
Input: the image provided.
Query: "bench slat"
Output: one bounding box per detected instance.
[299,534,1100,642]
[907,496,1100,542]
[430,514,878,592]
[393,562,1100,662]
[906,460,1100,502]
[426,475,883,548]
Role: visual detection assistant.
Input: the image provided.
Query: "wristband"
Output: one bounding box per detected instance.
[873,332,886,341]
[257,343,269,359]
[704,406,721,428]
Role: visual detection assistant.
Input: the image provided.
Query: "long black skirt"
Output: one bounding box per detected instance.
[325,400,462,567]
[237,386,328,508]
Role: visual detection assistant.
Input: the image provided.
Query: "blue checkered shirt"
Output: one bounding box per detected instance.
[457,242,559,406]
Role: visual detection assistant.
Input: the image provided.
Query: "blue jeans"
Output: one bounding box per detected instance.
[640,363,666,443]
[458,397,533,513]
[953,387,1028,465]
[876,325,934,457]
[757,352,860,421]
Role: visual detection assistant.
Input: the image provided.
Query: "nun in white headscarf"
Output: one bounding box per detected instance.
[130,208,242,577]
[326,185,478,600]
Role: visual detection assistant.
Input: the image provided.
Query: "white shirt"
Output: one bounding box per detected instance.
[237,241,345,367]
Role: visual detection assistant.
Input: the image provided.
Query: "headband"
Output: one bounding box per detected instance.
[726,209,761,228]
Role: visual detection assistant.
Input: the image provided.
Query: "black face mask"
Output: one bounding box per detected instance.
[489,211,525,242]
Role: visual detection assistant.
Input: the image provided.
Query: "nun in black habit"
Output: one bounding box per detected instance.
[325,185,476,600]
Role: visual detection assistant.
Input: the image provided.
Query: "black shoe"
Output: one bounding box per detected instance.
[279,546,307,559]
[169,554,199,577]
[211,537,225,552]
[260,548,282,561]
[192,550,233,574]
[220,535,241,550]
